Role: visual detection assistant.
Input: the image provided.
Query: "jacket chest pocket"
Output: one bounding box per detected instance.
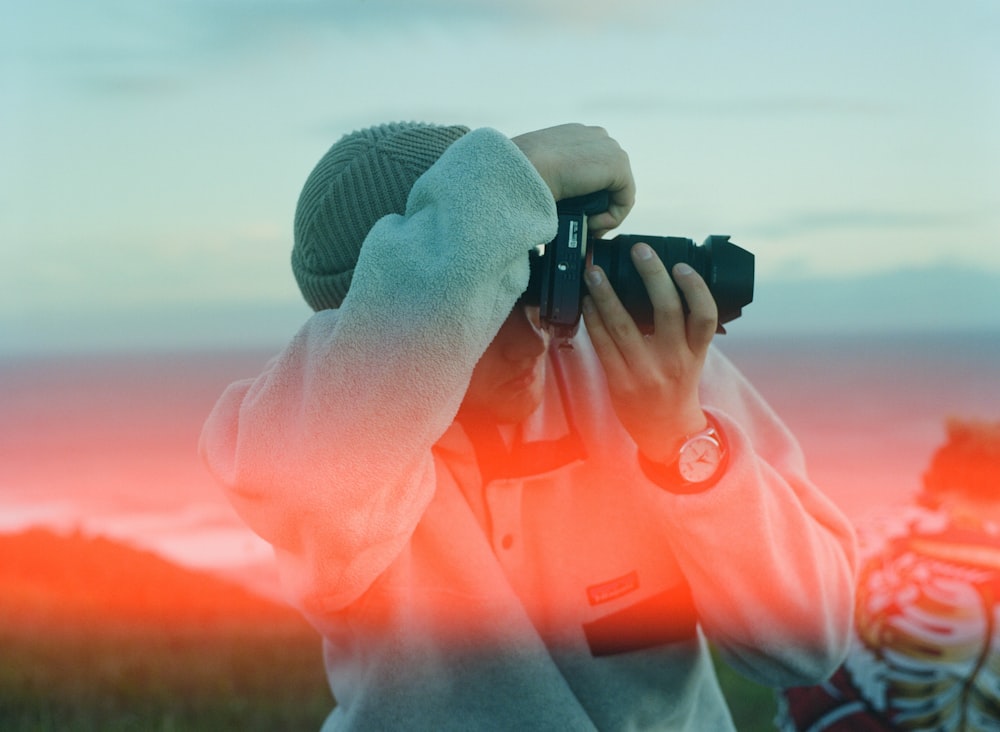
[571,519,696,656]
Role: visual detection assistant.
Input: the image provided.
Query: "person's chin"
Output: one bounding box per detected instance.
[492,384,544,424]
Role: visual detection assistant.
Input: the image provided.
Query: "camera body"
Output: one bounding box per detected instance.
[522,191,755,339]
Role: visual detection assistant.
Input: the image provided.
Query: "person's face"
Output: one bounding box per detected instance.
[459,305,551,424]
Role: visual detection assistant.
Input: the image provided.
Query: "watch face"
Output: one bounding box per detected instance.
[678,435,723,483]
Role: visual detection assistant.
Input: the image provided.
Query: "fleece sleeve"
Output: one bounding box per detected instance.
[657,348,858,687]
[199,128,557,613]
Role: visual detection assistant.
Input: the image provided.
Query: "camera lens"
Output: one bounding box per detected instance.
[589,235,754,333]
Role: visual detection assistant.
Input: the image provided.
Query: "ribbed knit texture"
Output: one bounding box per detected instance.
[292,122,470,311]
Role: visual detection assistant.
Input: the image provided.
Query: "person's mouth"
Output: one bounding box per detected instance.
[503,367,538,391]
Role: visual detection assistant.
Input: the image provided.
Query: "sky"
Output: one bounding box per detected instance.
[2,0,999,353]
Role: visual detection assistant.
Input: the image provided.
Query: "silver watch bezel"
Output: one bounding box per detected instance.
[677,425,724,483]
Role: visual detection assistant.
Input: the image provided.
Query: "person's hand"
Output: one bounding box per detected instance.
[512,123,635,237]
[582,242,717,463]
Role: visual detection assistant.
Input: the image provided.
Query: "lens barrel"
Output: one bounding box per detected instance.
[590,235,754,333]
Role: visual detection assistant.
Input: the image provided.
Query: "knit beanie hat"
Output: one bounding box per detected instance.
[291,121,470,311]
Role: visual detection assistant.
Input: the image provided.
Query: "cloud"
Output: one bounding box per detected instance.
[745,209,972,240]
[187,0,687,28]
[13,0,686,102]
[70,73,189,98]
[580,94,897,119]
[121,0,696,65]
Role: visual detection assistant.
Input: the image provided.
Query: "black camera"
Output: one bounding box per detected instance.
[521,191,754,339]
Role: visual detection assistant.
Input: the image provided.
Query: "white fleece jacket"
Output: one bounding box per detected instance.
[200,128,857,731]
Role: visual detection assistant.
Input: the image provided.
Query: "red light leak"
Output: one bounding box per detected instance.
[1,333,998,627]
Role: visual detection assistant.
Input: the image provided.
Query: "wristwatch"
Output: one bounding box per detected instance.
[638,415,728,493]
[677,423,725,483]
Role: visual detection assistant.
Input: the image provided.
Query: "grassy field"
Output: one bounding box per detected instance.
[714,655,779,731]
[0,528,776,730]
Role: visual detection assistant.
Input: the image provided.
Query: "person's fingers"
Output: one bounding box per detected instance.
[581,294,629,384]
[671,263,718,352]
[583,265,652,372]
[627,243,686,343]
[588,156,635,236]
[511,123,635,232]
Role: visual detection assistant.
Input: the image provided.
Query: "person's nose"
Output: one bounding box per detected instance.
[501,308,548,362]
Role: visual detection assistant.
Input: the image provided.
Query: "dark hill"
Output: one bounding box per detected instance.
[0,527,302,634]
[0,528,333,731]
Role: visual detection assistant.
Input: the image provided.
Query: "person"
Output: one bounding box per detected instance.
[200,121,857,731]
[776,417,1000,731]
